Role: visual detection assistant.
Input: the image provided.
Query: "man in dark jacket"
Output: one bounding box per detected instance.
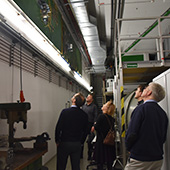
[125,82,168,170]
[55,93,88,170]
[81,93,98,160]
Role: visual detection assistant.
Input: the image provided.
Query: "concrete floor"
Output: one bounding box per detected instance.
[45,143,124,170]
[45,143,93,170]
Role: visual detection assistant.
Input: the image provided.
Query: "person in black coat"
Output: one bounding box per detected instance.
[91,100,116,170]
[55,93,88,170]
[81,93,98,160]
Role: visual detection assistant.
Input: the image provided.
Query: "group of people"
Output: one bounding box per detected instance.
[55,82,168,170]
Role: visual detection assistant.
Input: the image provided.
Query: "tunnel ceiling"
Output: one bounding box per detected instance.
[2,0,170,94]
[65,0,170,93]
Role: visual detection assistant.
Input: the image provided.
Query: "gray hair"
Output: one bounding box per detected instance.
[149,82,165,102]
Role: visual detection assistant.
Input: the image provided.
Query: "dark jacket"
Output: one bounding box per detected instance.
[82,103,98,123]
[55,106,88,143]
[94,113,116,164]
[125,101,168,161]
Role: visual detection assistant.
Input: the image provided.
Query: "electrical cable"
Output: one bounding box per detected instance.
[19,35,25,103]
[20,35,22,91]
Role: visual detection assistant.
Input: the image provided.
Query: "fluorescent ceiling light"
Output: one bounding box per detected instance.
[74,71,92,91]
[0,0,93,90]
[0,0,71,73]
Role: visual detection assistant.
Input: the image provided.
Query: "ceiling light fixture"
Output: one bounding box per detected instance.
[0,0,92,91]
[73,71,92,91]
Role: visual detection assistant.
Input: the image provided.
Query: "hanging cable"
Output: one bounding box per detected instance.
[19,35,25,103]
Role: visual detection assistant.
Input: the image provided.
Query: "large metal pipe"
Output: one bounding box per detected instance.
[109,0,117,53]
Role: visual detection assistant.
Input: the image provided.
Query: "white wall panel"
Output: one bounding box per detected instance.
[153,68,170,170]
[0,61,75,164]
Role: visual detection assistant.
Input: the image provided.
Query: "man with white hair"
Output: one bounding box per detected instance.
[125,82,168,170]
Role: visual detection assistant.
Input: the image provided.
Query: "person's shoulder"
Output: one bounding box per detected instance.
[82,104,87,108]
[108,114,114,120]
[131,103,144,117]
[81,108,86,113]
[91,102,97,107]
[143,101,158,108]
[64,107,74,111]
[61,108,69,112]
[80,109,88,119]
[98,113,105,119]
[62,107,77,113]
